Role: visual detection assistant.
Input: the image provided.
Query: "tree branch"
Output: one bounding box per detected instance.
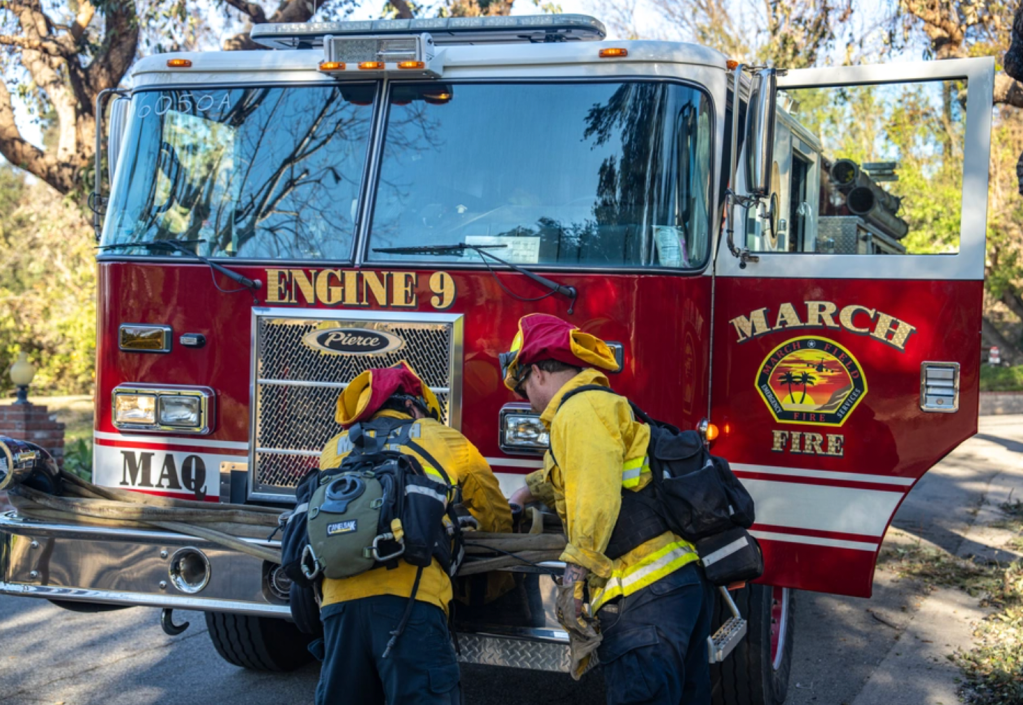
[994,73,1023,108]
[221,0,268,24]
[0,34,70,56]
[391,0,415,19]
[0,79,75,193]
[69,0,96,45]
[223,0,346,50]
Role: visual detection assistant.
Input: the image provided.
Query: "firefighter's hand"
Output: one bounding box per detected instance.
[508,485,535,507]
[559,563,589,624]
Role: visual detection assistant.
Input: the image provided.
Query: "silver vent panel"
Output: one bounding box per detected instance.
[249,308,464,501]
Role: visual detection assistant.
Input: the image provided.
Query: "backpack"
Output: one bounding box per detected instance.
[557,385,763,585]
[279,417,465,635]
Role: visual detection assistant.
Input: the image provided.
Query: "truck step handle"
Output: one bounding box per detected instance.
[707,585,748,664]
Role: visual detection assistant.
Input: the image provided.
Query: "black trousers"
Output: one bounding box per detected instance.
[597,563,714,705]
[313,596,461,705]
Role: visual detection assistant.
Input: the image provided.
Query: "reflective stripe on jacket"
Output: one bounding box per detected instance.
[524,369,698,611]
[318,409,512,614]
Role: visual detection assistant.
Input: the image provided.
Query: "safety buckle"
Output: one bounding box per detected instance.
[370,532,405,562]
[300,543,323,581]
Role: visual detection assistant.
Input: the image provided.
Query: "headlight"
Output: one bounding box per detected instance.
[112,385,214,434]
[499,404,548,455]
[159,396,201,427]
[115,394,156,425]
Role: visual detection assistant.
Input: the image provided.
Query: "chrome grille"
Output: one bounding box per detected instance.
[250,309,463,500]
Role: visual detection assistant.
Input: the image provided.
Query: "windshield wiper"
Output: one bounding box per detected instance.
[374,243,578,314]
[98,240,263,298]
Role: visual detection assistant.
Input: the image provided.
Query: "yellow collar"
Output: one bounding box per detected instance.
[539,368,610,428]
[371,408,414,421]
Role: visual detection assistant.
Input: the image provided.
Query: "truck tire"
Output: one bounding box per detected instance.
[205,612,315,672]
[711,584,795,705]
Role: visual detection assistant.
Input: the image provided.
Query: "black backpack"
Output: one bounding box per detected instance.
[558,386,763,585]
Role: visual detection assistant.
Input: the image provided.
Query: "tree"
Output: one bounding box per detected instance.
[778,371,796,401]
[797,371,816,403]
[600,0,852,68]
[0,0,358,197]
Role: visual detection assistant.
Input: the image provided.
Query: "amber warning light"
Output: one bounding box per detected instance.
[599,48,628,58]
[166,58,192,68]
[319,61,345,71]
[398,61,426,70]
[359,61,384,70]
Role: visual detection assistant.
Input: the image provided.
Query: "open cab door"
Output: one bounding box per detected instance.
[712,58,994,597]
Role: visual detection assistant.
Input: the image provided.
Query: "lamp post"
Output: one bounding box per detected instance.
[9,352,36,406]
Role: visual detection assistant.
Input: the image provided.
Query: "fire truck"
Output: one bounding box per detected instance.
[0,14,994,704]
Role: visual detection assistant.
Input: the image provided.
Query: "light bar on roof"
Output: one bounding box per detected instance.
[250,14,606,49]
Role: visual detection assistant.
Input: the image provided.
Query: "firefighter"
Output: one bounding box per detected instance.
[502,314,714,704]
[314,361,512,705]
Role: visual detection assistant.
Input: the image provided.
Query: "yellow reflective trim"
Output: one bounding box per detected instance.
[621,456,650,489]
[591,542,698,612]
[623,456,646,471]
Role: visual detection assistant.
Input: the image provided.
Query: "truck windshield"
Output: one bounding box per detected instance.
[368,81,713,269]
[102,85,377,260]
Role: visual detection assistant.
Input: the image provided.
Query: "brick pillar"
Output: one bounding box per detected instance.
[0,403,66,467]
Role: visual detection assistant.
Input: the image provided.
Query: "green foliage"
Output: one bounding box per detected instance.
[0,167,96,396]
[980,365,1023,392]
[63,438,93,482]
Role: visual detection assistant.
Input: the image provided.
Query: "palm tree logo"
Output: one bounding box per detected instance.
[778,371,797,404]
[798,372,817,403]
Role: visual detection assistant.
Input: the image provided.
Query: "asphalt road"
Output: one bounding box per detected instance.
[1,416,1020,705]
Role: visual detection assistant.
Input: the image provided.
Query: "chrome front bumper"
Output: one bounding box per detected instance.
[0,511,289,616]
[0,511,578,671]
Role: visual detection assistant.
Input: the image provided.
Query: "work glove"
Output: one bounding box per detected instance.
[555,563,601,680]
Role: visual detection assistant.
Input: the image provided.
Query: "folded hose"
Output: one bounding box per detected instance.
[4,452,567,574]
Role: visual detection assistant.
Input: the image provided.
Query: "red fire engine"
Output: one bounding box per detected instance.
[0,14,994,704]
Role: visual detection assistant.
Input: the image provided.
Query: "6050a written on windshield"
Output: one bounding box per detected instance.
[102,84,376,261]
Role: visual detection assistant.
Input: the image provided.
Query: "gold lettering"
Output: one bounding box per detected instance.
[839,304,876,334]
[266,269,292,304]
[429,271,456,310]
[803,433,825,455]
[729,308,771,342]
[291,270,315,305]
[771,430,789,452]
[315,269,344,306]
[871,313,917,351]
[824,434,845,457]
[392,272,418,308]
[362,271,390,306]
[343,271,364,306]
[805,301,839,329]
[789,431,804,453]
[774,302,804,329]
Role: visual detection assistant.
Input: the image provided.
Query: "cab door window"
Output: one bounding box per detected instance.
[745,79,966,256]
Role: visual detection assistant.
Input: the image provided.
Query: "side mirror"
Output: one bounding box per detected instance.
[744,68,778,197]
[107,96,132,186]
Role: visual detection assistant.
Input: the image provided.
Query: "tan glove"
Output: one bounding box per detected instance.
[555,564,602,680]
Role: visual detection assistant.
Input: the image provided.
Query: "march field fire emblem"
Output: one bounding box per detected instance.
[756,336,868,427]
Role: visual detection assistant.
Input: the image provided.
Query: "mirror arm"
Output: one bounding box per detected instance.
[91,87,130,242]
[723,63,761,269]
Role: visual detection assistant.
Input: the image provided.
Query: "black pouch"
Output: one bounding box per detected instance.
[695,526,763,585]
[281,467,321,587]
[401,471,452,568]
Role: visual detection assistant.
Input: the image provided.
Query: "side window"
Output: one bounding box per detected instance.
[745,79,966,256]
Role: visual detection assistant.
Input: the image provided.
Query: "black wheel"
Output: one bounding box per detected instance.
[47,599,133,613]
[205,612,315,672]
[711,584,795,705]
